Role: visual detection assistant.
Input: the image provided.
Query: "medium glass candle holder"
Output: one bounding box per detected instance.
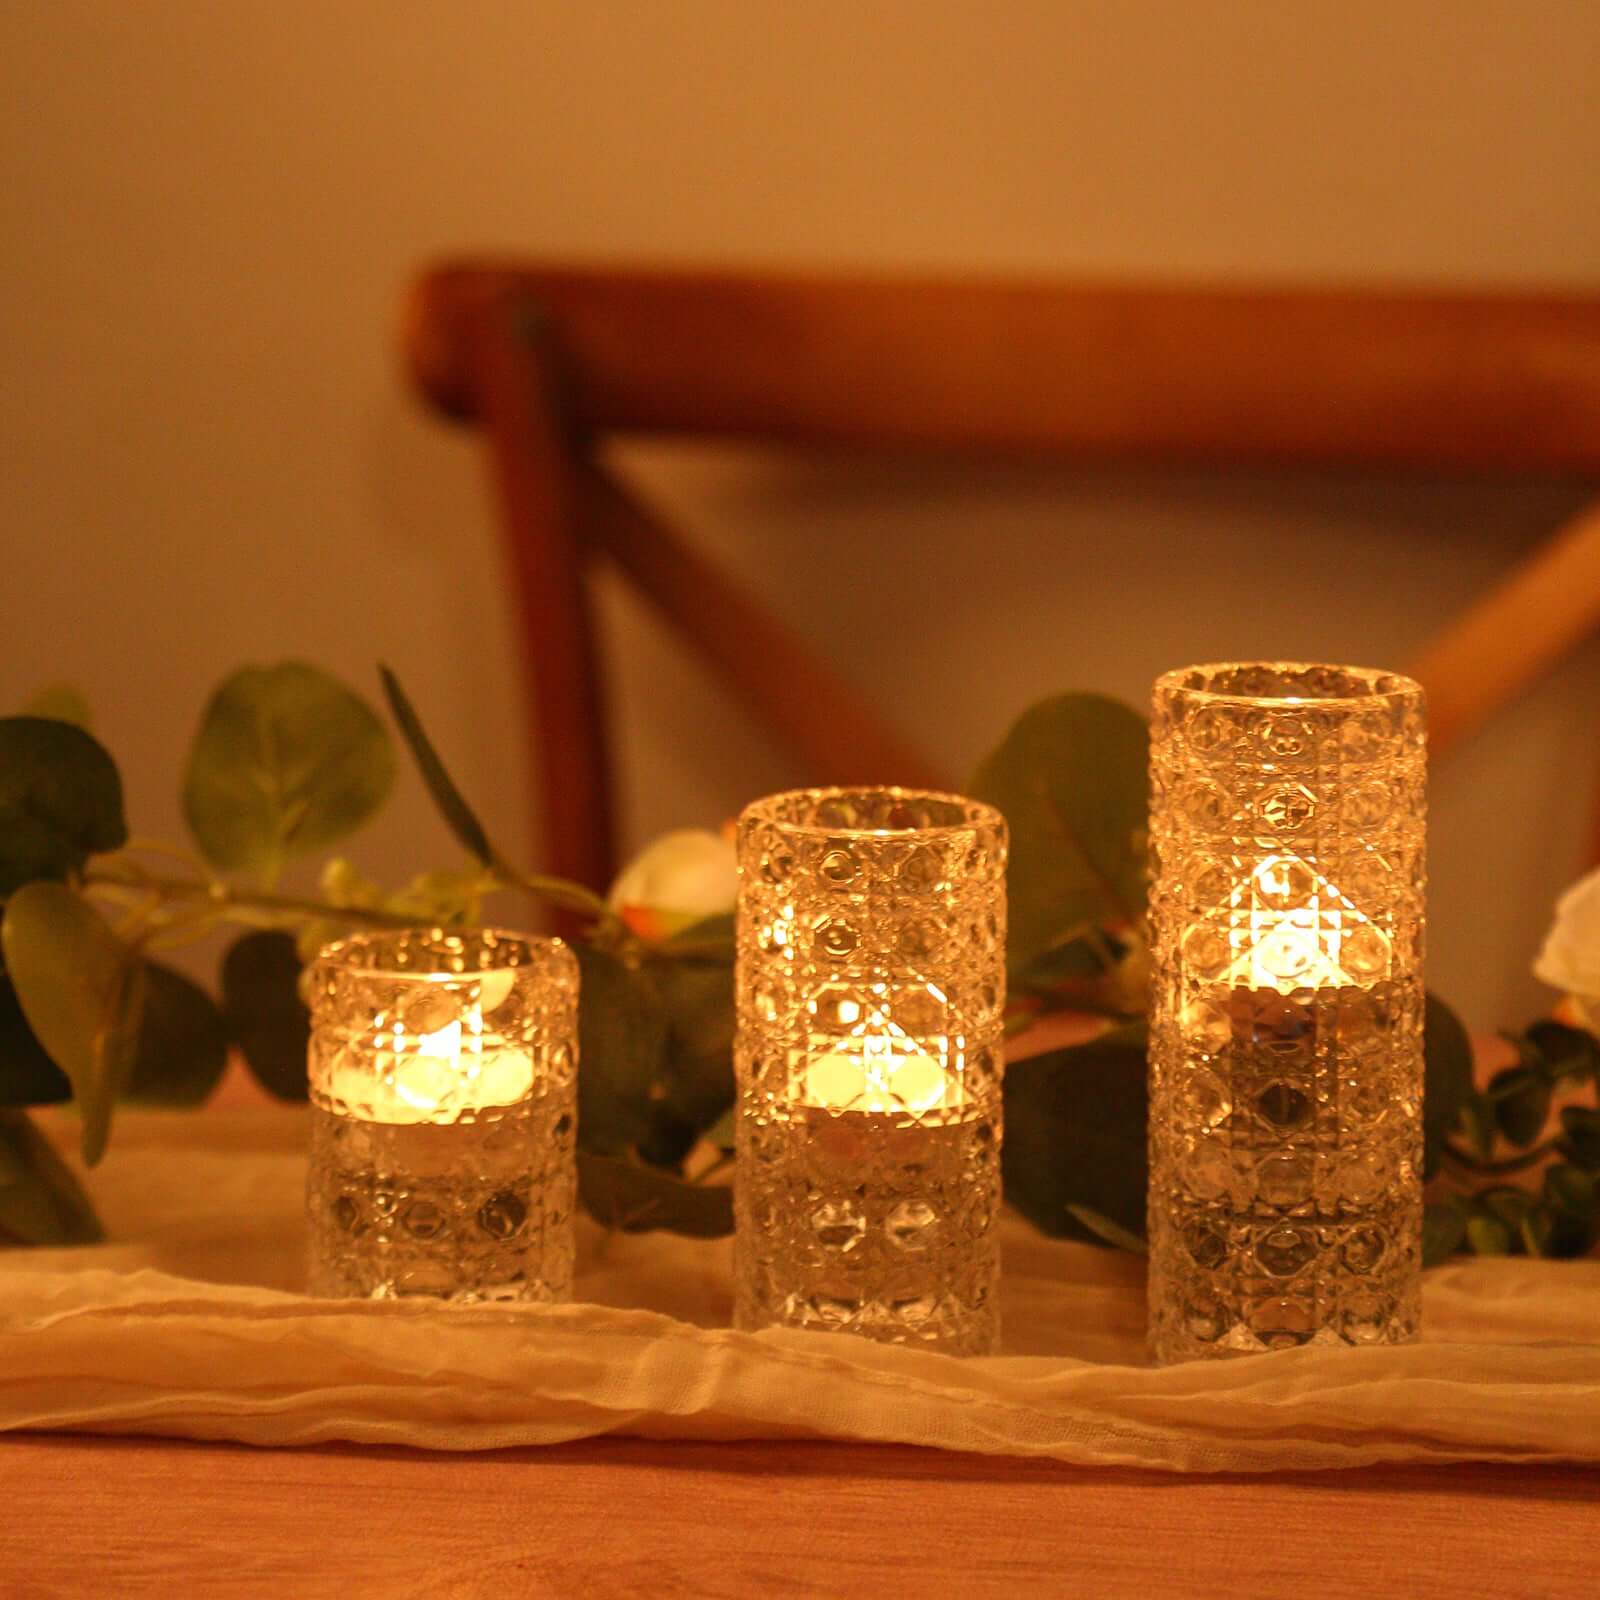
[1148,663,1426,1362]
[305,927,579,1303]
[734,787,1007,1356]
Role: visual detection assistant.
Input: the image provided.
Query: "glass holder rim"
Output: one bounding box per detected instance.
[1153,659,1425,710]
[738,783,1006,843]
[309,924,575,981]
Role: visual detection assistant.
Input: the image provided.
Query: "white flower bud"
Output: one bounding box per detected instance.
[1533,866,1600,1033]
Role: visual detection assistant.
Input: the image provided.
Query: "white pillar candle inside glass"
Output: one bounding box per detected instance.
[305,928,579,1303]
[734,787,1007,1356]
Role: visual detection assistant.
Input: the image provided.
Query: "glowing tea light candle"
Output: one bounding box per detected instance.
[305,930,579,1303]
[1219,855,1392,994]
[802,1041,961,1116]
[1148,662,1425,1364]
[734,785,1007,1355]
[326,969,535,1125]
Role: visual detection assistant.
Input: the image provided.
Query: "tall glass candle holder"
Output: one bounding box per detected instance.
[1148,663,1426,1362]
[734,787,1007,1356]
[305,927,578,1303]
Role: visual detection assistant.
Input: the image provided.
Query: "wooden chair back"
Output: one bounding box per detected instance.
[404,262,1600,894]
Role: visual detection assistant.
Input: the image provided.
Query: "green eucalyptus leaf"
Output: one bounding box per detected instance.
[183,663,395,877]
[19,684,92,731]
[1552,1212,1596,1258]
[1520,1201,1593,1260]
[219,930,310,1101]
[1487,1064,1552,1149]
[1538,1165,1598,1258]
[1421,1198,1469,1266]
[1013,934,1119,994]
[969,694,1148,975]
[1478,1186,1536,1229]
[1544,1161,1597,1218]
[0,717,127,898]
[1065,1204,1148,1254]
[123,962,229,1107]
[1523,1020,1600,1078]
[0,1108,103,1246]
[1,883,143,1165]
[1456,1097,1495,1162]
[577,1150,733,1237]
[1423,994,1475,1176]
[1465,1214,1513,1256]
[574,944,666,1155]
[662,912,736,958]
[383,866,487,926]
[1002,1022,1148,1243]
[378,666,493,865]
[0,978,72,1106]
[640,952,736,1168]
[1518,1208,1553,1258]
[703,1103,736,1151]
[1558,1106,1600,1170]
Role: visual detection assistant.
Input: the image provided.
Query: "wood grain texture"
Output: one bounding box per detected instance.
[2,1433,1595,1599]
[408,262,1600,473]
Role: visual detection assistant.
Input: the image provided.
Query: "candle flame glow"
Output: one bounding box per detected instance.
[331,971,535,1123]
[1222,854,1391,993]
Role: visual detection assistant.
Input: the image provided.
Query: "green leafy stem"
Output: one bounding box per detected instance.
[2,668,1592,1268]
[0,663,667,1245]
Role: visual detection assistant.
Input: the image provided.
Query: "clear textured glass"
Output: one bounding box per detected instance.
[305,927,578,1302]
[1147,663,1427,1362]
[734,787,1008,1355]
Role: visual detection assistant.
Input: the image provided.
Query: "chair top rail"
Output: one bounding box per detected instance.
[407,261,1600,475]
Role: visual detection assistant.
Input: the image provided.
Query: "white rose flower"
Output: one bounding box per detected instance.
[1533,866,1600,1034]
[608,827,737,940]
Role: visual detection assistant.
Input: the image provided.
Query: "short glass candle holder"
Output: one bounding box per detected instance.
[1148,663,1426,1362]
[305,927,579,1303]
[734,787,1007,1356]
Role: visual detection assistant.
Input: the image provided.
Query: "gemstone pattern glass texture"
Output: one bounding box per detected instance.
[305,927,578,1303]
[1148,663,1426,1362]
[734,788,1007,1355]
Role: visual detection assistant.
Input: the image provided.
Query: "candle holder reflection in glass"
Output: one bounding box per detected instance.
[1148,663,1426,1362]
[305,928,578,1302]
[734,787,1007,1356]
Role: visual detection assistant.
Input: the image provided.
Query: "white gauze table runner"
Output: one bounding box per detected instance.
[3,1109,1598,1471]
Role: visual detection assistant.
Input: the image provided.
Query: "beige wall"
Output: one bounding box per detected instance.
[3,1,1598,1026]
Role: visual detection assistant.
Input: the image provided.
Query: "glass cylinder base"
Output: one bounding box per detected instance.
[1146,980,1425,1361]
[735,1101,1000,1356]
[306,1100,575,1302]
[303,926,578,1305]
[1147,663,1426,1363]
[733,787,1008,1358]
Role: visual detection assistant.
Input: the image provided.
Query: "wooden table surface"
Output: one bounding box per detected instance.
[2,1432,1595,1599]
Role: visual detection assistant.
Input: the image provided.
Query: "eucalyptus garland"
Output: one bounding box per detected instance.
[1,662,1592,1264]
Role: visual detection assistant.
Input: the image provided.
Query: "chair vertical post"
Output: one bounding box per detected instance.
[468,295,617,908]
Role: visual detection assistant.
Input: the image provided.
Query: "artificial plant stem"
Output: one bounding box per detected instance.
[83,871,421,930]
[141,902,231,952]
[84,863,621,936]
[492,853,622,932]
[125,837,212,873]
